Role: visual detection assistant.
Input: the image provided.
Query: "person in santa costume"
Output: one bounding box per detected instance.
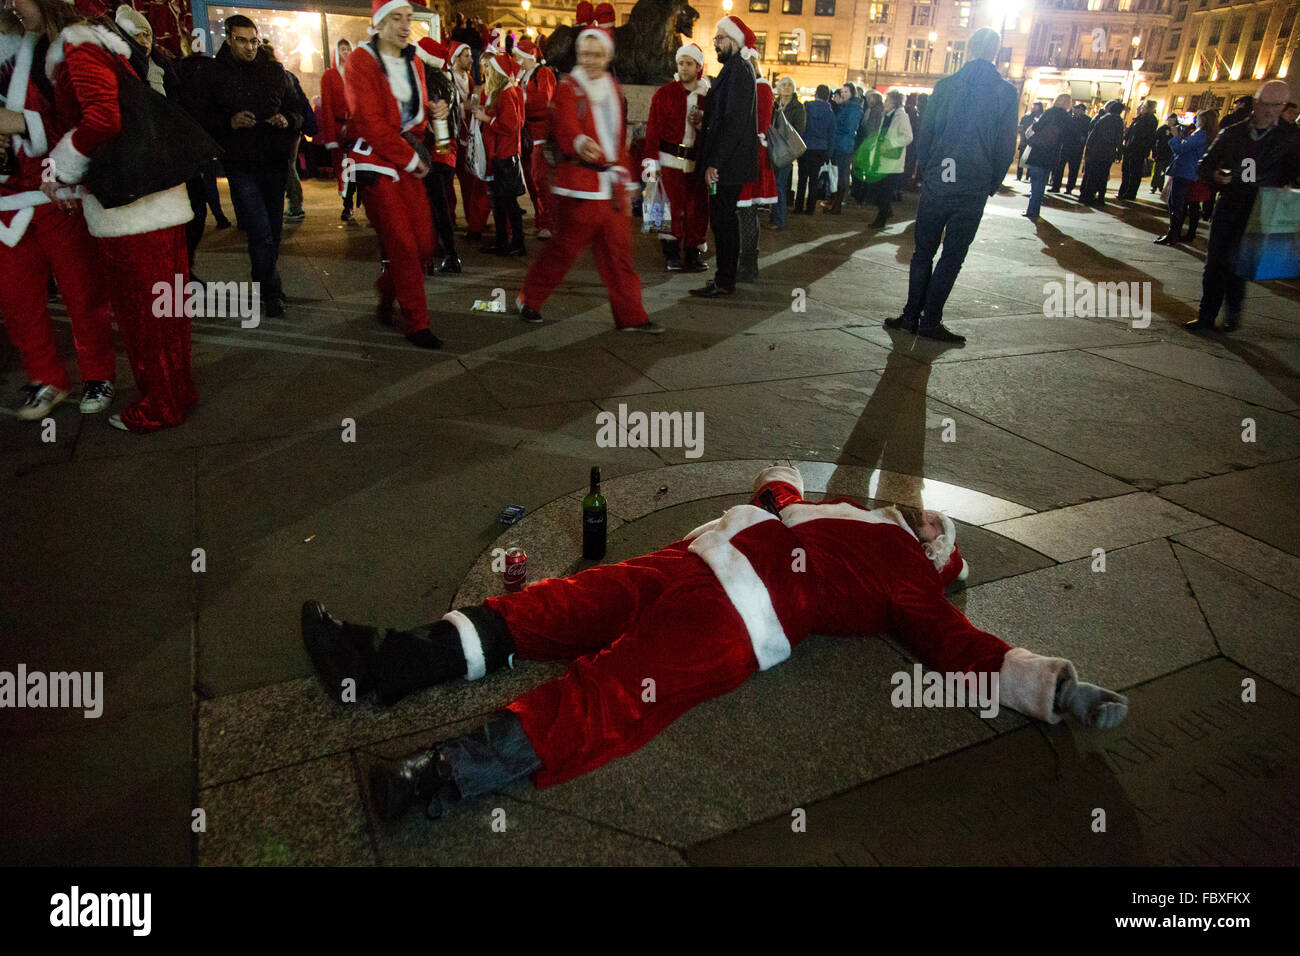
[30,0,196,432]
[513,37,553,240]
[643,42,710,273]
[735,44,775,284]
[446,38,489,240]
[413,37,460,273]
[319,37,358,223]
[515,12,661,333]
[472,49,525,256]
[345,0,442,350]
[0,7,115,421]
[303,464,1129,821]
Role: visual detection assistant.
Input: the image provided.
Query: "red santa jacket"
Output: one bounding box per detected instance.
[319,63,347,149]
[345,38,429,182]
[45,23,191,239]
[481,84,523,163]
[643,76,709,173]
[738,77,777,205]
[521,64,556,144]
[0,31,61,247]
[550,71,638,202]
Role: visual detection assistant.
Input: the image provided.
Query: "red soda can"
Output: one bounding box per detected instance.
[503,547,527,592]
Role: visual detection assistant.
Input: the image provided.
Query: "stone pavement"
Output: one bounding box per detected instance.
[2,173,1298,866]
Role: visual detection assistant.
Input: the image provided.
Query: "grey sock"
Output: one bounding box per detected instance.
[1055,674,1130,729]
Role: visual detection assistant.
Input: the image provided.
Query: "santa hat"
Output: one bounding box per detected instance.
[675,43,704,67]
[488,50,520,79]
[447,40,470,63]
[415,37,446,69]
[926,514,970,587]
[577,2,615,56]
[716,15,755,53]
[575,2,595,26]
[114,4,150,37]
[513,38,538,63]
[483,26,505,54]
[592,2,616,28]
[371,0,424,29]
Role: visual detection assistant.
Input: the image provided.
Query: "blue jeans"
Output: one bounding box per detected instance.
[903,188,989,327]
[226,165,287,302]
[1026,164,1049,219]
[772,163,792,225]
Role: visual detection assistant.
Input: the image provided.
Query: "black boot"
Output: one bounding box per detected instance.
[661,237,681,270]
[736,253,759,283]
[437,254,462,274]
[373,605,515,706]
[301,601,382,701]
[682,246,709,273]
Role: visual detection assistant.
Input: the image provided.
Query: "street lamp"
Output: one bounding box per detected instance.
[722,0,732,10]
[994,0,1020,69]
[521,0,529,34]
[873,40,887,89]
[1128,57,1144,111]
[926,30,936,73]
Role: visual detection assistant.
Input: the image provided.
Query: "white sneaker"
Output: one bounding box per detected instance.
[79,380,115,414]
[16,383,68,421]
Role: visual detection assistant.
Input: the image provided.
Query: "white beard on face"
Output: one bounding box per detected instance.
[922,513,958,573]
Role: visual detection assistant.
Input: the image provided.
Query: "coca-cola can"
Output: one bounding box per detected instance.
[503,547,527,592]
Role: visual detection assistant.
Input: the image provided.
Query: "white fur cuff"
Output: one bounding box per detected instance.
[752,465,804,498]
[50,132,91,185]
[81,183,193,239]
[998,647,1074,723]
[22,110,48,157]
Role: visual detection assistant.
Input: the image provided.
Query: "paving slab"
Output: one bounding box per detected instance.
[1171,524,1300,601]
[1087,341,1300,412]
[847,314,1158,364]
[1158,457,1300,557]
[687,659,1300,866]
[984,492,1214,561]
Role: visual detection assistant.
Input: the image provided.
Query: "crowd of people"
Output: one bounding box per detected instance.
[2,1,1298,431]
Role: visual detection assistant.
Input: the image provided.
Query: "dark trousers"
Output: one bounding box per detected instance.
[1079,159,1112,204]
[795,149,827,212]
[1150,161,1169,193]
[423,164,458,258]
[872,172,902,221]
[903,189,988,327]
[1051,146,1083,191]
[1117,150,1147,199]
[1199,200,1251,324]
[490,190,524,251]
[203,171,228,221]
[184,176,206,270]
[226,165,288,302]
[710,182,743,289]
[1166,176,1200,238]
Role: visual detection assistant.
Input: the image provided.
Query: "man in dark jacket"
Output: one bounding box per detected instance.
[883,27,1016,345]
[1117,100,1159,199]
[198,16,305,318]
[1190,81,1300,332]
[1150,112,1180,193]
[795,85,833,214]
[1050,103,1090,194]
[1079,100,1124,207]
[690,15,757,298]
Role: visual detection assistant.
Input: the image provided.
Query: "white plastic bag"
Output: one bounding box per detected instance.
[641,175,672,234]
[818,161,838,199]
[467,117,488,181]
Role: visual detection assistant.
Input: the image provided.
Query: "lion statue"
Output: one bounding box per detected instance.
[543,0,699,85]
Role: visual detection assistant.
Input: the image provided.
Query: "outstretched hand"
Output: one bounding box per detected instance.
[1055,675,1129,729]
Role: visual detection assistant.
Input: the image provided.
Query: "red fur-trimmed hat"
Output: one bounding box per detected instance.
[488,50,520,79]
[514,38,539,62]
[717,15,755,52]
[416,37,446,69]
[371,0,425,28]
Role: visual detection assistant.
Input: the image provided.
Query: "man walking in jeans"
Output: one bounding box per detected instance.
[884,28,1016,345]
[199,15,305,318]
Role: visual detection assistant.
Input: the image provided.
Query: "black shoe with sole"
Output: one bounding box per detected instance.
[520,305,544,324]
[406,329,443,349]
[917,323,966,344]
[1184,317,1213,332]
[266,297,285,318]
[301,600,380,701]
[689,281,734,298]
[367,748,461,823]
[1153,235,1177,245]
[438,255,462,274]
[884,315,918,332]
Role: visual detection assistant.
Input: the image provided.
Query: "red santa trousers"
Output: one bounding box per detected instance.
[522,145,552,232]
[660,167,709,250]
[454,163,491,233]
[98,225,196,432]
[360,174,434,334]
[519,195,649,329]
[486,543,759,788]
[0,206,115,391]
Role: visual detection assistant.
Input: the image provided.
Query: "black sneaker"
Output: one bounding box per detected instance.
[406,328,443,349]
[621,321,665,334]
[79,380,115,414]
[520,305,544,324]
[266,297,286,318]
[883,315,917,332]
[917,323,966,344]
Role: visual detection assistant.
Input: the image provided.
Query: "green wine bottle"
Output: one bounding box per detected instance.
[582,466,607,560]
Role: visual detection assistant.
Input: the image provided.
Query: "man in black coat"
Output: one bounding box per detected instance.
[1079,100,1124,207]
[1150,112,1180,194]
[689,15,757,298]
[1050,103,1090,194]
[1117,100,1159,199]
[883,27,1017,344]
[1189,81,1300,332]
[197,16,305,318]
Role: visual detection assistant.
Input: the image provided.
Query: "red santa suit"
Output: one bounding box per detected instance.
[318,48,350,196]
[46,23,196,432]
[644,69,711,253]
[518,62,650,329]
[737,74,777,208]
[449,49,490,233]
[0,29,115,395]
[345,34,435,336]
[444,465,1071,788]
[515,42,554,234]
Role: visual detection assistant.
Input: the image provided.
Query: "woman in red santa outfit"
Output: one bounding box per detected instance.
[735,43,775,284]
[303,463,1130,820]
[471,49,524,256]
[345,0,442,350]
[643,42,710,272]
[37,0,195,433]
[513,37,554,240]
[0,8,115,422]
[515,12,660,333]
[319,36,357,222]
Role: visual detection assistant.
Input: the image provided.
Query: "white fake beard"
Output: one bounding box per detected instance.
[922,513,958,573]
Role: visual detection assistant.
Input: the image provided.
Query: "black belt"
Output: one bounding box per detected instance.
[659,139,699,160]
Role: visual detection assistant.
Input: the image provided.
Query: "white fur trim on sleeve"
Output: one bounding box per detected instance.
[752,465,803,498]
[442,610,486,680]
[404,150,420,172]
[998,647,1074,723]
[21,109,47,157]
[49,131,91,184]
